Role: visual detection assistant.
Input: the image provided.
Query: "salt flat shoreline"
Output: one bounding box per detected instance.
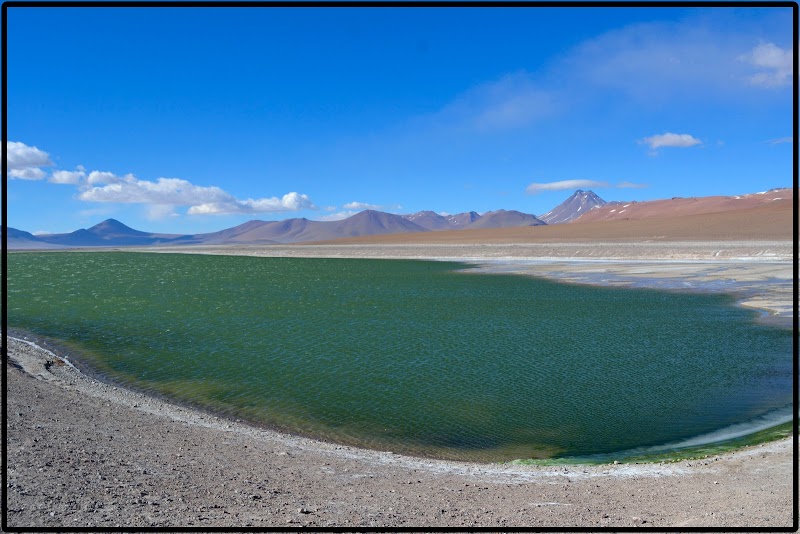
[5,242,795,528]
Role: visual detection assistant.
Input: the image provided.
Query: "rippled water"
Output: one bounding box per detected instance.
[6,252,793,461]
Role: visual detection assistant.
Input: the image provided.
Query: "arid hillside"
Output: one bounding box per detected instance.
[305,198,792,245]
[574,188,792,223]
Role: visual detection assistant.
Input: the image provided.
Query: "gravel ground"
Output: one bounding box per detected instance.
[5,244,795,529]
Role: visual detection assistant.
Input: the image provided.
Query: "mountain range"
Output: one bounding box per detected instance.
[6,187,790,249]
[7,207,550,249]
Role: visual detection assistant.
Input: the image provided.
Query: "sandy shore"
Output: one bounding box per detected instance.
[5,242,795,528]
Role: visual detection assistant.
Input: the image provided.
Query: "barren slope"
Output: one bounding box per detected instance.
[574,189,792,223]
[304,199,792,245]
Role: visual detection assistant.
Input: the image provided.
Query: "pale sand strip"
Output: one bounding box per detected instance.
[138,240,793,261]
[6,241,795,528]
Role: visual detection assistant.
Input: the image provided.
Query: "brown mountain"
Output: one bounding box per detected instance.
[402,210,484,231]
[573,188,792,223]
[335,210,426,238]
[402,211,453,231]
[169,220,278,245]
[539,190,609,224]
[6,227,64,249]
[464,209,546,229]
[144,211,426,246]
[445,211,482,228]
[12,211,428,249]
[312,198,792,245]
[32,219,181,247]
[11,187,789,249]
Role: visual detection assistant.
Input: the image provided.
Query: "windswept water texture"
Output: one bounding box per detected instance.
[7,252,792,462]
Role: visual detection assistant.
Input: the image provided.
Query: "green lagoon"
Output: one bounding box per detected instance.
[6,252,793,462]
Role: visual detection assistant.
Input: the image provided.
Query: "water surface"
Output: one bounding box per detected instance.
[6,252,792,461]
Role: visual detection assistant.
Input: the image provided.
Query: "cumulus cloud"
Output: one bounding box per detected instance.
[10,167,47,180]
[739,43,793,88]
[7,141,53,179]
[525,179,609,194]
[8,141,317,217]
[50,168,87,185]
[640,132,702,150]
[81,176,228,204]
[78,173,315,215]
[187,192,316,215]
[86,170,135,185]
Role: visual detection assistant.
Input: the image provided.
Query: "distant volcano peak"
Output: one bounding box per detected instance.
[540,189,607,224]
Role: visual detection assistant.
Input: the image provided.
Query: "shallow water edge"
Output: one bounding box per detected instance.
[6,253,791,463]
[5,330,793,467]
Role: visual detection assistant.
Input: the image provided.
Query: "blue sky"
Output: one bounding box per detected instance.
[5,5,794,234]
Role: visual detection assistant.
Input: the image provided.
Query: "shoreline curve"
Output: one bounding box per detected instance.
[6,244,795,528]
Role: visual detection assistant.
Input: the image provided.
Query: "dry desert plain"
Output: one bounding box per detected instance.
[5,200,796,528]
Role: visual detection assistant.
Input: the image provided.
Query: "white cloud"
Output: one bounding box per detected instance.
[739,43,793,87]
[432,72,556,132]
[10,167,47,180]
[317,210,357,221]
[187,192,316,215]
[640,132,702,150]
[86,170,137,185]
[7,141,52,179]
[617,181,648,189]
[79,173,315,215]
[8,141,317,217]
[565,22,731,101]
[343,201,382,210]
[146,204,179,220]
[81,176,229,205]
[768,136,793,145]
[525,179,609,194]
[560,16,794,104]
[50,169,87,185]
[8,141,52,168]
